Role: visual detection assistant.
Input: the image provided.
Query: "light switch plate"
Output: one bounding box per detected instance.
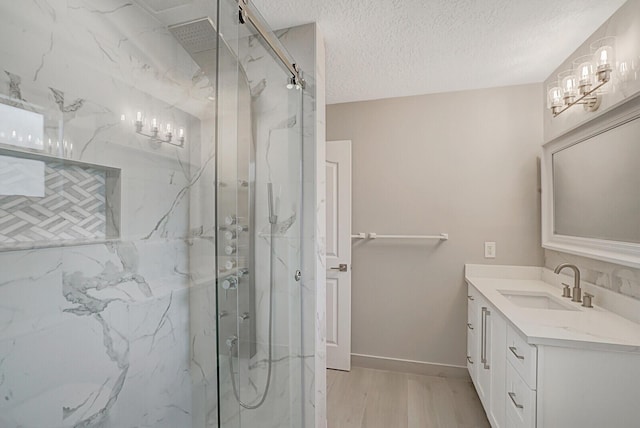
[484,242,496,258]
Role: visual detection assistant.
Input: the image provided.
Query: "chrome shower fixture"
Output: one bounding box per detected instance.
[286,64,305,90]
[267,182,278,224]
[286,76,302,90]
[227,182,280,410]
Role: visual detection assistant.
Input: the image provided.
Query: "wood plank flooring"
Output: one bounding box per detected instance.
[327,367,490,428]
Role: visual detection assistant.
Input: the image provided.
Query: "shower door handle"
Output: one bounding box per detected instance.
[330,264,348,272]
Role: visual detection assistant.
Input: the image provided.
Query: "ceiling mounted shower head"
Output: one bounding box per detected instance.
[168,17,217,55]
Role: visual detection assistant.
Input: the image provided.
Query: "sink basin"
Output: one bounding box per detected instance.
[498,290,580,311]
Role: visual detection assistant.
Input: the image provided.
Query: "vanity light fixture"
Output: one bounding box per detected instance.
[134,111,185,147]
[548,37,615,117]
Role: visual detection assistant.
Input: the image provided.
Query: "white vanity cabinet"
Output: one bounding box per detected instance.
[467,279,640,428]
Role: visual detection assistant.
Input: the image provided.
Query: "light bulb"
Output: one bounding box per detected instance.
[591,37,615,83]
[580,63,590,80]
[547,86,563,111]
[121,114,126,121]
[166,123,172,133]
[179,128,184,138]
[136,111,142,122]
[559,70,578,103]
[152,118,157,128]
[594,45,614,72]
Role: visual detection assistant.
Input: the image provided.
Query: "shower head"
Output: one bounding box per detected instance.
[169,17,218,81]
[169,17,217,54]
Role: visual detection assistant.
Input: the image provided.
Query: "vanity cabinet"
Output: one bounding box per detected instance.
[467,281,640,428]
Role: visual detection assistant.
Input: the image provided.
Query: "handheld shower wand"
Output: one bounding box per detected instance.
[267,182,278,225]
[227,182,279,410]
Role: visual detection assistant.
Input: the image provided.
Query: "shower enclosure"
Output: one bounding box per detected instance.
[0,0,316,427]
[214,0,310,426]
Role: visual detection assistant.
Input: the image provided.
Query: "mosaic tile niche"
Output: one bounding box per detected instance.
[0,149,120,249]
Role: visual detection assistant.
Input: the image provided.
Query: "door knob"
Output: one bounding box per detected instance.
[330,264,348,272]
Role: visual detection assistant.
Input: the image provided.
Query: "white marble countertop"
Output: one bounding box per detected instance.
[465,264,640,353]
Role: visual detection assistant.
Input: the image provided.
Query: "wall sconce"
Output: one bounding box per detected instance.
[134,111,185,147]
[548,37,615,117]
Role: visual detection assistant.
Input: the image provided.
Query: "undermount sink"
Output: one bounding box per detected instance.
[498,290,580,311]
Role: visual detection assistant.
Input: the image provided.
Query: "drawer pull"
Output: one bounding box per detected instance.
[508,392,524,409]
[467,295,475,301]
[481,308,490,369]
[467,323,474,330]
[467,356,474,364]
[509,346,525,360]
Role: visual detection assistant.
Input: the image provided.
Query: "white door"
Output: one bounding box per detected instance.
[326,140,352,371]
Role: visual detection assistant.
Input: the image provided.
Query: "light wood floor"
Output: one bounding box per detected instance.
[327,367,490,428]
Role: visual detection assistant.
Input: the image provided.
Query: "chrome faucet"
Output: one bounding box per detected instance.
[554,263,582,303]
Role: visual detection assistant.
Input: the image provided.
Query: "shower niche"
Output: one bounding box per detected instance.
[0,147,121,250]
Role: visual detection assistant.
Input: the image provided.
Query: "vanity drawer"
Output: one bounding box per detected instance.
[506,361,536,428]
[507,325,537,389]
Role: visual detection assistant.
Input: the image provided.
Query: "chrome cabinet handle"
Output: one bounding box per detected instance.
[330,264,348,272]
[509,346,525,360]
[508,392,524,409]
[480,308,486,364]
[482,307,490,369]
[467,295,474,301]
[467,356,474,364]
[467,323,474,330]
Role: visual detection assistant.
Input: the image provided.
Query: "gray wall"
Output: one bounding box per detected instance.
[327,84,544,367]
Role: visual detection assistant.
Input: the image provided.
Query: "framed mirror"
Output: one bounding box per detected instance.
[542,95,640,269]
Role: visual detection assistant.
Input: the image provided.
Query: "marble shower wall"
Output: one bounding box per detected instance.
[0,1,218,427]
[215,22,324,428]
[214,23,306,428]
[277,24,327,428]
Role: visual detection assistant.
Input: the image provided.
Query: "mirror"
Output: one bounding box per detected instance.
[542,96,640,269]
[553,117,640,243]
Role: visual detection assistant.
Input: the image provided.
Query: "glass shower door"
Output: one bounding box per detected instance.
[215,1,305,427]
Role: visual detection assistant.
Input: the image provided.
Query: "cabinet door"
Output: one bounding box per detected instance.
[467,287,479,382]
[488,305,507,428]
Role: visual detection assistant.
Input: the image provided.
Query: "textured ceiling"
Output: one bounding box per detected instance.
[251,0,627,104]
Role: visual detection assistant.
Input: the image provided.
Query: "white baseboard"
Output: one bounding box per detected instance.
[350,353,470,379]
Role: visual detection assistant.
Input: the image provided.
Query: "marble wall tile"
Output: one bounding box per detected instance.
[0,1,219,427]
[0,243,194,427]
[214,21,323,428]
[545,250,640,300]
[279,23,327,428]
